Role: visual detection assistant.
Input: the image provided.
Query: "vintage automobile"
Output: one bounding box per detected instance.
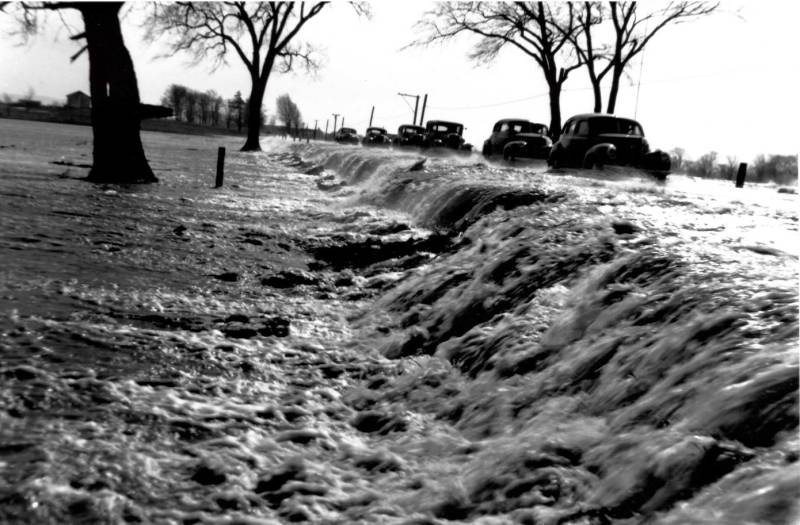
[362,127,392,147]
[393,124,426,147]
[423,120,472,152]
[482,119,552,160]
[547,114,671,178]
[334,127,359,144]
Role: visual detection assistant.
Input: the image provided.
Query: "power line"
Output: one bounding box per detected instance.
[428,93,549,111]
[427,87,595,111]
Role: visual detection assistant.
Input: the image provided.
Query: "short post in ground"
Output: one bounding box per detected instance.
[215,146,225,188]
[736,162,747,188]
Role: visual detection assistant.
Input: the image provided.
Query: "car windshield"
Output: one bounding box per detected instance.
[401,126,424,134]
[367,128,385,135]
[339,128,356,134]
[590,117,643,136]
[506,121,547,134]
[428,123,462,134]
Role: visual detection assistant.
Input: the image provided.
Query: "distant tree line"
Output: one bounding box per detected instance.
[160,85,270,133]
[672,148,797,185]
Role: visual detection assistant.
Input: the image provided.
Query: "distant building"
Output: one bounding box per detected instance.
[66,91,91,109]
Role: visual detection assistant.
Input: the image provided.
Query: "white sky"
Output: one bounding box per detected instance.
[1,1,798,162]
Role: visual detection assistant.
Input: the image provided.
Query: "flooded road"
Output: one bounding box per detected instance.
[1,119,797,524]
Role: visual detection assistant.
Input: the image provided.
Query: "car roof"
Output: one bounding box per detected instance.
[566,113,642,124]
[495,118,532,124]
[399,124,424,129]
[495,119,548,127]
[366,127,386,132]
[427,120,462,126]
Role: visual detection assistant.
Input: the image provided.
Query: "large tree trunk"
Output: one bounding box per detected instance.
[592,83,602,113]
[80,3,156,183]
[546,79,563,141]
[606,68,622,114]
[241,79,266,151]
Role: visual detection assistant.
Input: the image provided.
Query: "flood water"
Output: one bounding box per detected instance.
[0,119,798,524]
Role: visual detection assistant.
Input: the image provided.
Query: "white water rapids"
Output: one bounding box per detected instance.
[0,119,797,524]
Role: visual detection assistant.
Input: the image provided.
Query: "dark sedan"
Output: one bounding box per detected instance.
[334,127,359,144]
[547,114,671,178]
[362,127,391,147]
[393,124,426,147]
[482,119,552,160]
[423,120,472,151]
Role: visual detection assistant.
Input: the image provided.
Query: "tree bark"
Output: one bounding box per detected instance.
[80,3,156,183]
[606,68,622,114]
[241,78,266,151]
[547,81,563,140]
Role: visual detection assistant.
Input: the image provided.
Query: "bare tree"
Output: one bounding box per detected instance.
[184,89,197,123]
[23,86,36,102]
[722,155,738,180]
[413,2,581,138]
[2,2,157,183]
[752,154,798,184]
[209,90,223,126]
[145,2,329,151]
[558,2,605,112]
[229,91,244,132]
[695,150,717,177]
[565,1,718,114]
[670,147,685,171]
[197,90,211,125]
[276,93,302,133]
[162,84,188,121]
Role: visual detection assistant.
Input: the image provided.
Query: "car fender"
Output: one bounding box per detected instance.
[482,139,492,156]
[642,149,671,178]
[502,140,527,160]
[548,144,567,168]
[583,143,617,168]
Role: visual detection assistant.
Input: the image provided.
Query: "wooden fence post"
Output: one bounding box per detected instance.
[215,147,225,188]
[735,162,747,188]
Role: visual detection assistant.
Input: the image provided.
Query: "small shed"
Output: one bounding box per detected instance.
[66,91,91,109]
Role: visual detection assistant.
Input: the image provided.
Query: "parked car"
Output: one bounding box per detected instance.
[423,120,472,152]
[482,119,551,160]
[362,127,391,147]
[393,124,426,147]
[334,127,359,144]
[547,114,671,178]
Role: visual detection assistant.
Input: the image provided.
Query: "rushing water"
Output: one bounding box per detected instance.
[0,119,798,524]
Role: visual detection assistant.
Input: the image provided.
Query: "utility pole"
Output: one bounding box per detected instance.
[419,94,428,126]
[314,119,318,140]
[332,113,340,137]
[369,106,374,127]
[324,119,329,140]
[398,92,420,125]
[341,117,345,129]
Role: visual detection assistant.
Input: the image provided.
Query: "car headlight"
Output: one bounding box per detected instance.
[544,137,552,146]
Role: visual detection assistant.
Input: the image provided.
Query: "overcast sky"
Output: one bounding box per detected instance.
[1,1,798,162]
